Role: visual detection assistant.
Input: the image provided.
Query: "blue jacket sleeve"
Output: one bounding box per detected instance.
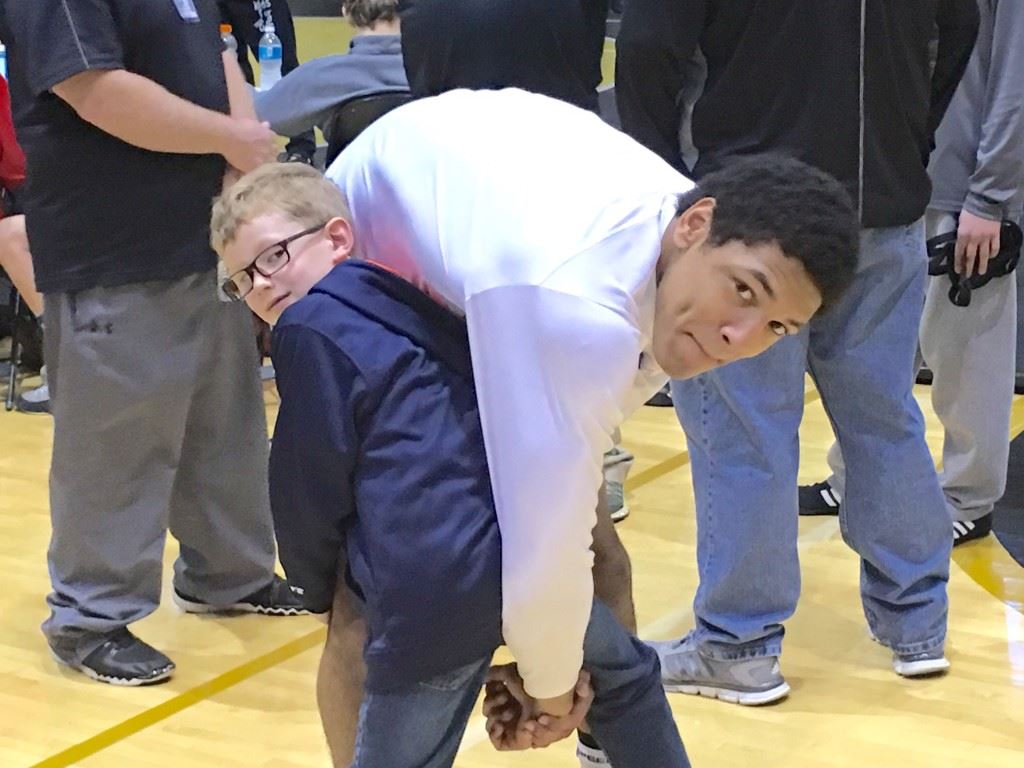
[269,323,362,614]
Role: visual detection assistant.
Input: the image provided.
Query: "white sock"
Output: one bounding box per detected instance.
[577,739,612,766]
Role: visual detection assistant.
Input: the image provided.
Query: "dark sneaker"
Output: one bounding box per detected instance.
[51,629,175,686]
[577,739,612,766]
[893,647,950,677]
[953,513,992,546]
[284,152,315,166]
[799,480,841,516]
[645,384,673,407]
[173,574,308,616]
[606,480,630,523]
[650,634,790,705]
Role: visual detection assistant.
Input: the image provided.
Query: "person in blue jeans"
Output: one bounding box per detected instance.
[616,0,980,703]
[210,162,692,767]
[212,87,858,763]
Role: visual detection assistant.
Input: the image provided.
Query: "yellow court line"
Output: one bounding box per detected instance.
[31,628,327,768]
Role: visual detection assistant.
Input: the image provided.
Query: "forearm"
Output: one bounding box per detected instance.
[0,215,42,317]
[54,69,234,156]
[223,50,258,121]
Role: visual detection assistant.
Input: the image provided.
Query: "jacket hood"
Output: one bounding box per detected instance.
[308,260,473,379]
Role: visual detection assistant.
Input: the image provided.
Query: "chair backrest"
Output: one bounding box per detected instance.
[323,91,413,168]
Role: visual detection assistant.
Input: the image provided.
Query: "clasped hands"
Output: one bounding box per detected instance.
[482,663,594,751]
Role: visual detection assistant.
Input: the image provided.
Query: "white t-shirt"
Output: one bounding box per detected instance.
[329,88,693,699]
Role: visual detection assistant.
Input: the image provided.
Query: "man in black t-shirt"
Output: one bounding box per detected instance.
[0,0,306,686]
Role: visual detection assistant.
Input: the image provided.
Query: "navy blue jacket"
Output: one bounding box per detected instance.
[270,261,503,692]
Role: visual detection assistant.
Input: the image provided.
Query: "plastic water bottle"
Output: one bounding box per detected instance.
[220,24,237,56]
[257,21,282,91]
[0,43,7,81]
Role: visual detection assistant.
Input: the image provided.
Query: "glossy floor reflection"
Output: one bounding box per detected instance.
[2,381,1023,767]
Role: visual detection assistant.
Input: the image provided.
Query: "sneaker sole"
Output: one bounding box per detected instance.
[50,650,174,686]
[172,590,308,616]
[663,679,791,705]
[610,503,630,523]
[797,507,839,517]
[893,657,950,677]
[15,400,50,414]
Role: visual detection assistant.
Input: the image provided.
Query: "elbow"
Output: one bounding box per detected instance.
[53,71,115,126]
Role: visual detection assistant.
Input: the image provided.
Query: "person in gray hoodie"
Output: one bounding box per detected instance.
[254,0,408,154]
[802,0,1024,547]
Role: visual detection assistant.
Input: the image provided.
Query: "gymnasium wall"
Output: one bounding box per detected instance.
[292,0,341,15]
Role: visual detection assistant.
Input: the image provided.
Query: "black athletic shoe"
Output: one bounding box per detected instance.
[173,574,309,616]
[284,152,315,166]
[953,513,992,547]
[15,381,50,414]
[798,480,841,516]
[51,629,175,686]
[646,384,673,407]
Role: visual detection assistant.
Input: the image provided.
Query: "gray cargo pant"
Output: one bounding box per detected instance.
[41,270,277,661]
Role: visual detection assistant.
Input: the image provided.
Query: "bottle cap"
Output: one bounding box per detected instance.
[220,23,232,35]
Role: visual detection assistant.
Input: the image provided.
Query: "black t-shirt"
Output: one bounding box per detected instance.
[0,0,229,293]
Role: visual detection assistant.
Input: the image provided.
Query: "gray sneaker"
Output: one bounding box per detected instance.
[606,480,629,523]
[650,635,790,705]
[892,648,950,677]
[869,631,950,677]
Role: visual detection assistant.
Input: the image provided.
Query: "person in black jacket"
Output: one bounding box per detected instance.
[616,0,979,703]
[399,0,607,113]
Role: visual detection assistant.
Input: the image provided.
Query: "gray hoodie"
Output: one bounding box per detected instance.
[254,34,408,139]
[929,0,1024,219]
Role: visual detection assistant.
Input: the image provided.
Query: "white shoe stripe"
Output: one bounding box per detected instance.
[820,488,839,508]
[953,521,975,537]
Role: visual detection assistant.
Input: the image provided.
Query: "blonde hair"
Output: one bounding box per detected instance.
[210,163,352,253]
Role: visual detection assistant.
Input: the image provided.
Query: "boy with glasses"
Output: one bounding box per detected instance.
[212,160,690,767]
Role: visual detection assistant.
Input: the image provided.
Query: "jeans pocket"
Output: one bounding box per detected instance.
[418,659,486,692]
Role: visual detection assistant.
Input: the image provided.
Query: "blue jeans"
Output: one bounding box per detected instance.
[352,600,690,767]
[671,222,950,659]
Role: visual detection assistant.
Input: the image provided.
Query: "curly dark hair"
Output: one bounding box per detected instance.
[342,0,399,29]
[676,154,859,311]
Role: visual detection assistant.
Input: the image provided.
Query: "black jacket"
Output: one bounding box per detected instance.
[616,0,980,227]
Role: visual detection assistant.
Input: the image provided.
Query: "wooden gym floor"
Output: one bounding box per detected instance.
[2,17,1023,768]
[3,378,1024,767]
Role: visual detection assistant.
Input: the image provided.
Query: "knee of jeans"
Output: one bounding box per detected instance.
[586,638,661,719]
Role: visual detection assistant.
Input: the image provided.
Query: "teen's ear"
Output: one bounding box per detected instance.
[325,216,355,264]
[669,196,716,251]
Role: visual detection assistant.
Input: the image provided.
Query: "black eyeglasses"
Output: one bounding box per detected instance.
[221,224,327,301]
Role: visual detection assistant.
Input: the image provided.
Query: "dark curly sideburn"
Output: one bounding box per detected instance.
[677,154,860,311]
